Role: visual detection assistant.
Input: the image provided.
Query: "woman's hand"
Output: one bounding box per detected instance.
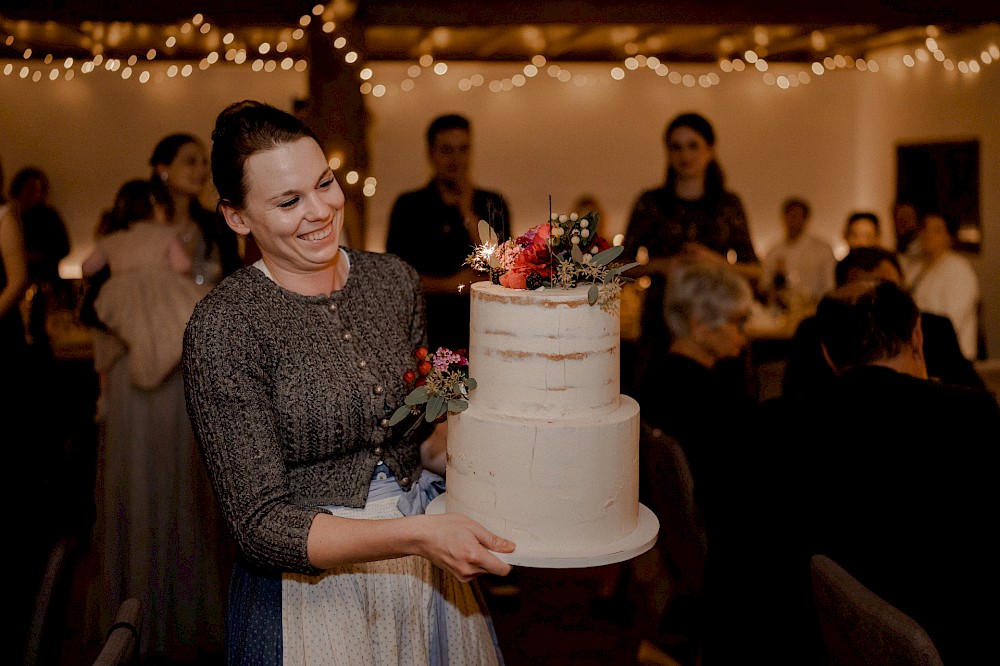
[415,513,515,582]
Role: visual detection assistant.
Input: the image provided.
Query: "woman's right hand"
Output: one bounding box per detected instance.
[415,512,515,582]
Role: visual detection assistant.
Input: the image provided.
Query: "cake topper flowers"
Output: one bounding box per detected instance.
[465,206,639,311]
[388,346,477,433]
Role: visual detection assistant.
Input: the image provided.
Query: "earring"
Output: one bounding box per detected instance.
[160,171,169,182]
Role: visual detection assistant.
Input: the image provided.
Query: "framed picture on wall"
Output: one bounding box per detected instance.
[896,140,981,254]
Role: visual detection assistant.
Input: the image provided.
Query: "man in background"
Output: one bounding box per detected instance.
[386,113,510,352]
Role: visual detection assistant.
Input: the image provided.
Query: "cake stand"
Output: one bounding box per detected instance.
[425,494,659,568]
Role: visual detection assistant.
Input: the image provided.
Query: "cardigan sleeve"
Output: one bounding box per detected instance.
[183,281,323,575]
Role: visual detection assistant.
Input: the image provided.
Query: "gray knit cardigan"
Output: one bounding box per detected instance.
[183,248,433,575]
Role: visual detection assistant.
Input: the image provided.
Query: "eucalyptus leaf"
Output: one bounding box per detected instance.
[388,404,413,426]
[571,244,584,263]
[404,385,429,405]
[466,377,477,389]
[605,261,640,278]
[592,245,624,266]
[448,399,469,413]
[588,284,599,305]
[479,219,499,246]
[426,395,446,421]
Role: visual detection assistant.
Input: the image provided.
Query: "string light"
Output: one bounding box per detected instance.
[0,1,993,147]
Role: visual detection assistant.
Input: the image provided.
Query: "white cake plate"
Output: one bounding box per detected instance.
[425,493,660,569]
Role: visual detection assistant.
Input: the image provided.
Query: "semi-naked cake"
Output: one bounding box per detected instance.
[446,281,642,558]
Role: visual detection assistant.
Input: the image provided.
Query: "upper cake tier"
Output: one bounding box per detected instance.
[468,281,621,418]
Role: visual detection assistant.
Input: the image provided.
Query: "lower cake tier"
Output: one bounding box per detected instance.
[445,396,640,557]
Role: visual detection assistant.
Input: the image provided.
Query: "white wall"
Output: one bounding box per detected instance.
[2,24,997,353]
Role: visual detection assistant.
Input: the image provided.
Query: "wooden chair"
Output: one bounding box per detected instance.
[91,597,143,666]
[22,535,78,666]
[809,554,943,666]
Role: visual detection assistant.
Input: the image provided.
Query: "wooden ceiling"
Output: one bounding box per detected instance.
[2,1,998,64]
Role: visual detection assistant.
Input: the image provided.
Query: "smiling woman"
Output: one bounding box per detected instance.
[182,99,515,664]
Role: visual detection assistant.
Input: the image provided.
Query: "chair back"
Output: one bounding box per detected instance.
[91,597,143,666]
[23,535,78,666]
[809,554,943,666]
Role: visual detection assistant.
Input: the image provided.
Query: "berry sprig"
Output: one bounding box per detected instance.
[389,346,477,433]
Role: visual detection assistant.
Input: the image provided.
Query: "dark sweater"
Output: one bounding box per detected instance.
[183,249,432,575]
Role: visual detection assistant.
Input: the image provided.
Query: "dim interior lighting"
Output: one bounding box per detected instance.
[122,67,132,79]
[610,66,625,80]
[180,23,192,34]
[32,71,42,82]
[372,84,386,96]
[207,52,218,64]
[359,81,372,94]
[625,57,639,70]
[345,171,359,184]
[419,54,433,67]
[458,78,471,91]
[299,15,312,27]
[259,43,271,54]
[165,36,176,48]
[167,64,178,77]
[292,28,305,40]
[181,64,192,76]
[334,36,347,49]
[433,62,448,75]
[532,54,546,67]
[744,50,758,63]
[192,13,204,25]
[64,57,73,68]
[127,55,137,65]
[252,59,263,71]
[65,69,74,80]
[328,155,342,169]
[312,4,325,15]
[23,48,32,59]
[200,24,211,35]
[523,63,538,76]
[281,57,293,70]
[43,54,53,64]
[264,60,276,72]
[294,59,307,71]
[345,51,358,63]
[147,49,156,59]
[323,21,336,33]
[401,79,415,91]
[48,69,58,80]
[360,67,372,80]
[471,73,484,86]
[222,32,234,45]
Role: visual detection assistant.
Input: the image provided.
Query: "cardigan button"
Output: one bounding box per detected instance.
[379,418,390,428]
[373,384,384,395]
[373,447,384,457]
[400,476,411,486]
[342,331,353,341]
[358,359,367,368]
[329,302,338,311]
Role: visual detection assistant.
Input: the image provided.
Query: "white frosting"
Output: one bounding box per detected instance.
[447,397,640,555]
[446,280,641,557]
[467,282,621,418]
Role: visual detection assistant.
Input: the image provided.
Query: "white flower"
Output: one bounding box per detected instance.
[570,212,579,221]
[553,226,565,236]
[550,212,559,221]
[590,246,599,254]
[571,236,581,244]
[559,214,569,223]
[580,219,589,228]
[581,229,590,238]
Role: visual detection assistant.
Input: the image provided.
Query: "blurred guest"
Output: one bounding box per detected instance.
[0,159,28,363]
[82,179,209,392]
[843,210,881,249]
[9,166,71,356]
[635,263,757,664]
[623,112,759,395]
[892,199,921,257]
[703,279,1000,665]
[82,137,239,664]
[782,246,984,395]
[903,210,980,360]
[386,113,511,352]
[760,197,836,311]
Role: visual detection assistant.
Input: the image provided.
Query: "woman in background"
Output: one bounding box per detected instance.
[83,137,238,664]
[622,112,759,396]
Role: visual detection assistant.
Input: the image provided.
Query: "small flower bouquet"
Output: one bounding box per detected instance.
[388,346,477,432]
[465,210,638,311]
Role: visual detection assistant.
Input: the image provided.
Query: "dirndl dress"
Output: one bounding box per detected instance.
[224,466,505,665]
